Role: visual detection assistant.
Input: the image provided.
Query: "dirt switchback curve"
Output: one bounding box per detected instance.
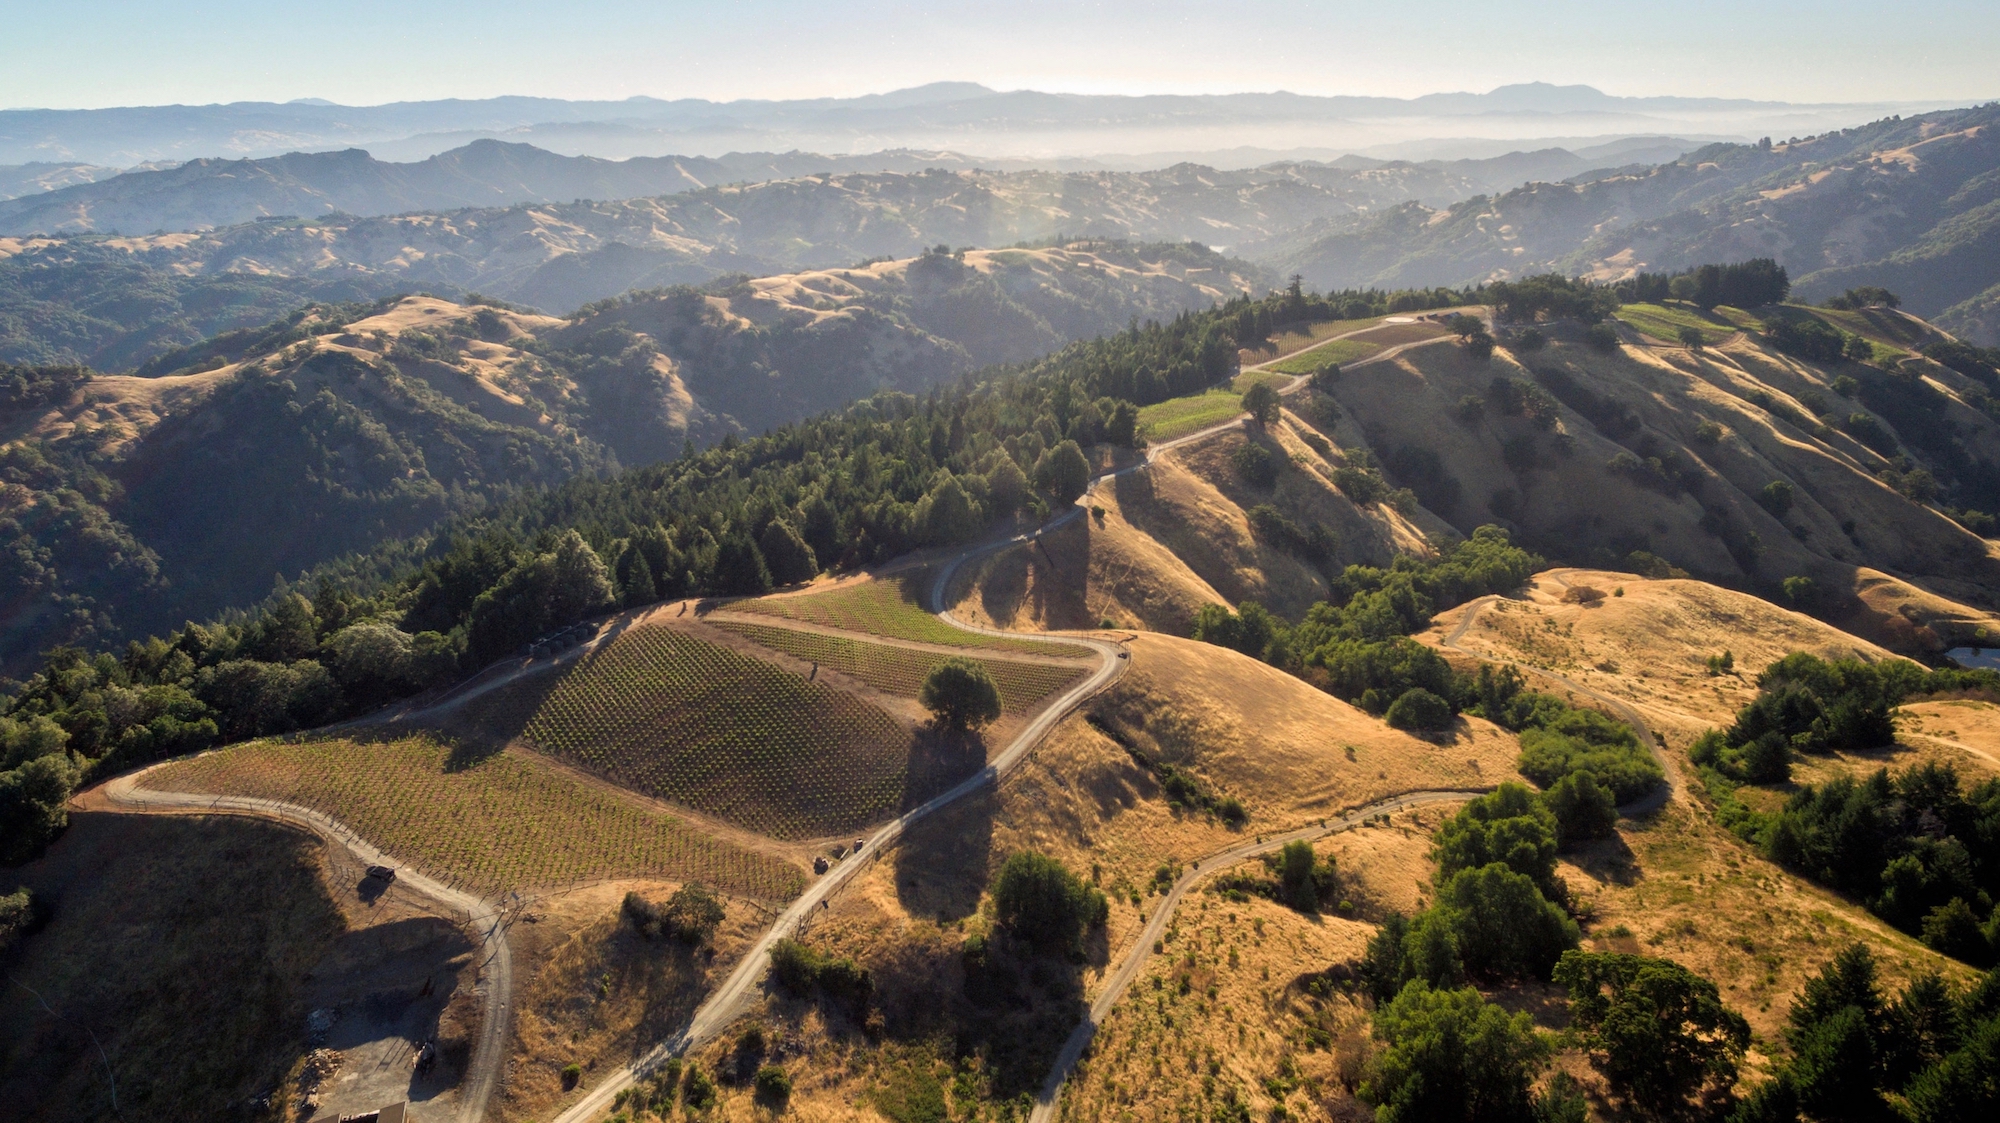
[99,770,515,1123]
[1026,789,1489,1123]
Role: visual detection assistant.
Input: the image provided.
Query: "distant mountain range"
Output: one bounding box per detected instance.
[0,82,1960,167]
[0,137,1705,239]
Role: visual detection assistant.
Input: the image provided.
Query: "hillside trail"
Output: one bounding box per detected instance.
[1441,571,1683,816]
[1023,787,1490,1123]
[97,770,516,1123]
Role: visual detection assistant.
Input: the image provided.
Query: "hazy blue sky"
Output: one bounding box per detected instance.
[6,0,1997,109]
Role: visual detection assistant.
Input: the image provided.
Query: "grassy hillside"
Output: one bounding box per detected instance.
[1312,318,2000,643]
[1269,104,2000,340]
[0,295,695,671]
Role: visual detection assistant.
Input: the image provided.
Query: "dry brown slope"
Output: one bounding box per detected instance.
[1417,567,1896,734]
[947,410,1440,635]
[1328,330,2000,652]
[657,634,1515,1119]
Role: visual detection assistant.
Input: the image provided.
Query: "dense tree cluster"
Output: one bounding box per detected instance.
[1486,273,1619,324]
[1691,653,2000,960]
[1615,259,1791,310]
[1732,944,2000,1123]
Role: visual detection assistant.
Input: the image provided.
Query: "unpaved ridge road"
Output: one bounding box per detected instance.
[100,771,514,1123]
[1025,788,1490,1123]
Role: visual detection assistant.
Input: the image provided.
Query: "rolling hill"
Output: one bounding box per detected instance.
[1270,103,2000,342]
[0,241,1256,668]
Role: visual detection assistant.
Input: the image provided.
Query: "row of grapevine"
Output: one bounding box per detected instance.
[518,626,914,839]
[733,575,1076,657]
[714,620,1086,714]
[147,735,807,901]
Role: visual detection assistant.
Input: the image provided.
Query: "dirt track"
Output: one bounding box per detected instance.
[98,772,515,1123]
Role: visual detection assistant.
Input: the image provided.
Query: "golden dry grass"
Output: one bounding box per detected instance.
[1417,568,1894,735]
[494,881,766,1122]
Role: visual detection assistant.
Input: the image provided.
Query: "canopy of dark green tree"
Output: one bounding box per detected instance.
[919,658,1002,731]
[991,851,1107,959]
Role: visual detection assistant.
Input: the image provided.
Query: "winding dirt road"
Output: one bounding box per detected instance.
[100,771,515,1123]
[103,317,1476,1123]
[1024,788,1488,1123]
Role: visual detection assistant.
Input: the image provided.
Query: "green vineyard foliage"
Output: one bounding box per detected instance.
[149,735,806,900]
[733,575,1075,657]
[520,626,911,839]
[715,620,1085,714]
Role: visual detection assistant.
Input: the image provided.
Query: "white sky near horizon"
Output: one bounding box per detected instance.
[3,0,1996,110]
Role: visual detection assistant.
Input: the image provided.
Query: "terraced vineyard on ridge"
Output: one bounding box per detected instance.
[518,624,913,839]
[712,618,1088,714]
[144,734,806,900]
[733,574,1076,656]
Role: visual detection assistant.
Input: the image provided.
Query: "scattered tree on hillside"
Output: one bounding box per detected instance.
[1034,439,1091,505]
[919,658,1001,730]
[1555,951,1750,1110]
[1241,380,1281,426]
[991,851,1107,958]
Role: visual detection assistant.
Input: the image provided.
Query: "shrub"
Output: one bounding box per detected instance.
[753,1064,792,1106]
[1431,783,1561,897]
[769,939,872,1011]
[682,1062,716,1110]
[1543,771,1619,845]
[1516,727,1662,805]
[992,851,1107,958]
[920,658,1002,730]
[1759,479,1796,515]
[0,888,35,956]
[1765,314,1847,363]
[1694,419,1726,444]
[1584,323,1621,353]
[1510,328,1545,353]
[561,1063,583,1089]
[1231,441,1279,488]
[1385,688,1454,731]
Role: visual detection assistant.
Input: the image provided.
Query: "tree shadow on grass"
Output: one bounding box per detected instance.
[901,726,989,810]
[407,664,567,772]
[957,933,1092,1098]
[891,781,995,924]
[1564,831,1643,888]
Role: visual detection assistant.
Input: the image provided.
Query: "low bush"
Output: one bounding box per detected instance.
[992,851,1108,959]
